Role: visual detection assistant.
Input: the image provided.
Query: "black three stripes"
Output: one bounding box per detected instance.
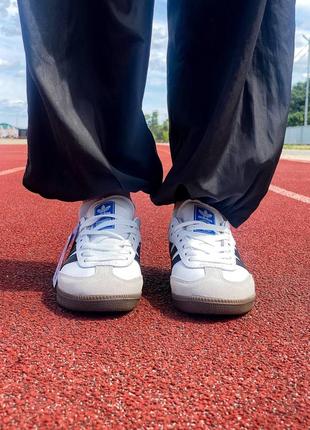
[135,244,141,263]
[64,242,77,265]
[169,242,181,267]
[234,248,247,269]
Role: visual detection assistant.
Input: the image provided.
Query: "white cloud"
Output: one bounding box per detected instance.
[143,21,168,117]
[0,57,10,66]
[296,0,310,7]
[6,0,18,16]
[0,98,27,128]
[148,22,168,81]
[3,98,26,107]
[0,0,26,126]
[292,2,310,84]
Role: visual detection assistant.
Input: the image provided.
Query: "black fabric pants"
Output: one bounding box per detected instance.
[18,0,295,227]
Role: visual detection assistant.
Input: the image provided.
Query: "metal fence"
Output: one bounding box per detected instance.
[284,125,310,144]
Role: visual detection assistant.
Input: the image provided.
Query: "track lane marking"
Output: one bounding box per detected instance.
[158,145,310,204]
[1,163,309,205]
[269,185,310,204]
[0,167,24,176]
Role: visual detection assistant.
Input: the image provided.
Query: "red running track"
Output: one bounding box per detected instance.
[0,145,309,429]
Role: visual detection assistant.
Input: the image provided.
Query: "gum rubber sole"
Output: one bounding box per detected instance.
[56,289,141,312]
[172,294,256,315]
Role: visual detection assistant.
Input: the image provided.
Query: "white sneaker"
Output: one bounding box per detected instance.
[169,200,255,315]
[53,196,142,312]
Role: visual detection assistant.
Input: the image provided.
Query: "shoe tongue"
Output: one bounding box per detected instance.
[176,200,224,234]
[81,196,135,221]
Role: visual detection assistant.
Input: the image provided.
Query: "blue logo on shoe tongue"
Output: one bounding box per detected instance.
[194,205,216,235]
[95,201,115,216]
[94,201,115,230]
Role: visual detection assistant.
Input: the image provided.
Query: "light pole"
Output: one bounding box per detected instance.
[303,35,310,126]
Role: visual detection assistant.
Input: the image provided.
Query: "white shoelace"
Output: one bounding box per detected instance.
[53,213,140,287]
[77,214,140,267]
[173,220,235,266]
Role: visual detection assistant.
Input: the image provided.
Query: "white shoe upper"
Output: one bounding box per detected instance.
[169,200,255,301]
[54,196,142,296]
[54,196,254,301]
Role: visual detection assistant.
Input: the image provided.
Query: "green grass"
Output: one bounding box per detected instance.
[283,144,310,150]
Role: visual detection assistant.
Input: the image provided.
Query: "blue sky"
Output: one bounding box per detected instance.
[0,0,310,128]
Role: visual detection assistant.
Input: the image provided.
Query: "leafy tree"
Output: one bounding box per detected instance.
[145,81,310,138]
[287,111,305,126]
[287,80,310,126]
[145,111,169,142]
[161,119,169,142]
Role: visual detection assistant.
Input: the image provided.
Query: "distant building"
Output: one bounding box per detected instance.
[0,123,18,138]
[0,123,27,139]
[18,128,28,138]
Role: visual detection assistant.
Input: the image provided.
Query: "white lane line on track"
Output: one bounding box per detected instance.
[156,146,310,204]
[1,165,309,205]
[157,145,310,163]
[0,167,24,176]
[269,185,310,204]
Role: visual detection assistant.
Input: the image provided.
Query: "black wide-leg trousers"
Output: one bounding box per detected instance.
[18,0,295,227]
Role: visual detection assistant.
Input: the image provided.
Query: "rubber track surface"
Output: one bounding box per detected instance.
[0,145,309,429]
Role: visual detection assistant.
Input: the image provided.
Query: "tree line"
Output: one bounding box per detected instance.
[288,80,310,126]
[144,111,169,142]
[145,80,310,139]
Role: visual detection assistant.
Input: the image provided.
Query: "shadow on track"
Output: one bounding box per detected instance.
[0,260,244,323]
[142,266,244,324]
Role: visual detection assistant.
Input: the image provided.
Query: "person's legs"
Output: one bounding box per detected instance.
[161,0,295,314]
[18,0,161,312]
[18,0,162,202]
[153,0,295,228]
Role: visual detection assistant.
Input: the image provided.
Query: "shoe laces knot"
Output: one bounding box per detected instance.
[77,214,140,267]
[173,220,235,267]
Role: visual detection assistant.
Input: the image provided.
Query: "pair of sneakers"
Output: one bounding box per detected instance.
[53,196,255,315]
